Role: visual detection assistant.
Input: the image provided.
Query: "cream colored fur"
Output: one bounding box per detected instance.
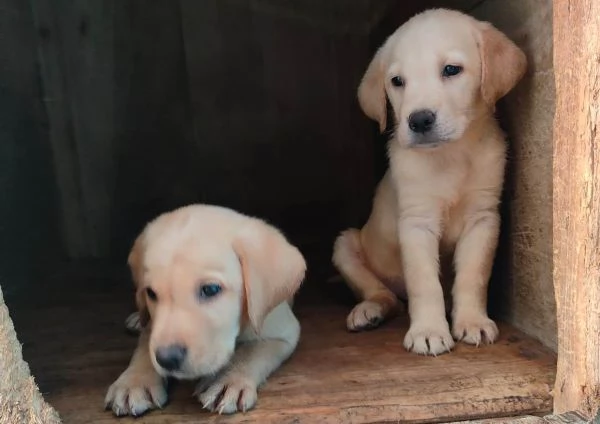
[105,204,305,416]
[333,8,526,356]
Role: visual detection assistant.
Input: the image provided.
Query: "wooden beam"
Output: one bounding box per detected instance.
[553,0,600,417]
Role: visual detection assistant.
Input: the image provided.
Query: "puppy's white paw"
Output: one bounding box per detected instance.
[453,314,499,346]
[403,320,455,355]
[196,374,258,414]
[105,369,167,417]
[347,300,385,331]
[125,312,142,334]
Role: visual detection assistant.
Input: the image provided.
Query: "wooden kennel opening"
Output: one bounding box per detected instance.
[1,0,599,422]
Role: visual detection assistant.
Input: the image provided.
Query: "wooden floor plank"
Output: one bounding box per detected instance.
[6,265,556,424]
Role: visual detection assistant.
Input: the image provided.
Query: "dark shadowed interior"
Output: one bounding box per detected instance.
[1,0,555,422]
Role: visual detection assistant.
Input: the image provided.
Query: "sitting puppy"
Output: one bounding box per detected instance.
[333,9,526,355]
[105,204,306,416]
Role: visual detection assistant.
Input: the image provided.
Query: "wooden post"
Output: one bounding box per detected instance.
[553,0,600,418]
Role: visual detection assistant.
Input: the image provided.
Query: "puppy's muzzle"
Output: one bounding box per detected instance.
[155,344,187,372]
[407,109,449,148]
[408,109,436,134]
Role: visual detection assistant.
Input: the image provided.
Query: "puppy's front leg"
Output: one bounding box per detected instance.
[452,210,500,345]
[196,303,300,415]
[105,329,167,416]
[399,215,454,355]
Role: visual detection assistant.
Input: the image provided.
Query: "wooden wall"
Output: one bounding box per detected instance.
[553,0,600,417]
[28,0,411,271]
[0,0,62,295]
[23,0,487,269]
[471,0,556,350]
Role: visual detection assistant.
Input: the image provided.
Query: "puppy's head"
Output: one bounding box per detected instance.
[127,205,306,380]
[358,8,526,148]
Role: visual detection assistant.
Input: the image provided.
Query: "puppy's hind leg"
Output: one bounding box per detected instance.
[333,229,398,332]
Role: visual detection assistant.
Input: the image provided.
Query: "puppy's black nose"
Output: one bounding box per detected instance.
[408,110,436,134]
[155,344,187,371]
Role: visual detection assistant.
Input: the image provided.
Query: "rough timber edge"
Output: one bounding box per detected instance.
[452,411,592,424]
[0,285,61,424]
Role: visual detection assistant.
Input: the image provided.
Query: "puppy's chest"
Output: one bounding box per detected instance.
[434,168,478,249]
[427,159,470,207]
[438,169,501,249]
[440,201,468,250]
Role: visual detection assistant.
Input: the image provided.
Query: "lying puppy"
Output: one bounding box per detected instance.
[105,204,306,416]
[333,9,526,356]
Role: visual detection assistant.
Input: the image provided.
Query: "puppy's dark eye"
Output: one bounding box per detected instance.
[390,76,405,87]
[198,283,222,299]
[145,287,157,301]
[442,65,463,77]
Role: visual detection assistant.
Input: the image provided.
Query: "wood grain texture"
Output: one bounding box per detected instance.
[54,0,118,259]
[470,0,556,351]
[178,0,383,270]
[454,411,588,424]
[1,0,62,294]
[29,0,89,258]
[109,0,198,261]
[6,265,556,424]
[28,0,395,265]
[553,0,600,418]
[31,0,118,258]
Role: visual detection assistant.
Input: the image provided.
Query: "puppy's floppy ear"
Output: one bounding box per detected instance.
[233,219,306,332]
[475,21,527,106]
[127,233,150,327]
[358,37,393,133]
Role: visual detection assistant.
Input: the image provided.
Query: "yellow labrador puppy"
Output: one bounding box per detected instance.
[105,204,306,416]
[333,9,526,356]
